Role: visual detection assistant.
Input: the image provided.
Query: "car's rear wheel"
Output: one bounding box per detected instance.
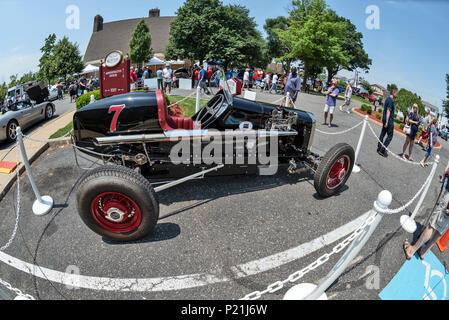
[314,143,354,198]
[76,165,159,242]
[6,120,18,143]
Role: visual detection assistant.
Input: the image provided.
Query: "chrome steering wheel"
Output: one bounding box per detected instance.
[195,94,225,128]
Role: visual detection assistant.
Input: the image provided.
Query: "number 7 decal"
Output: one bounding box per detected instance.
[108,104,126,132]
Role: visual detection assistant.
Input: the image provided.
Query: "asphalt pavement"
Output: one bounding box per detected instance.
[0,90,448,300]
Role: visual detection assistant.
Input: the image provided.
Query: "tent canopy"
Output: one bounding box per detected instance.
[80,64,99,74]
[148,57,165,65]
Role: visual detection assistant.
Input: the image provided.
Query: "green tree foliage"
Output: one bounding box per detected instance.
[166,0,268,70]
[324,12,371,84]
[0,82,7,103]
[276,0,347,84]
[166,0,223,63]
[264,16,291,73]
[443,74,449,118]
[129,19,153,65]
[387,83,398,93]
[395,88,425,117]
[51,37,84,80]
[37,34,57,86]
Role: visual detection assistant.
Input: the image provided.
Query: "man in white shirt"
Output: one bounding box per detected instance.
[269,73,279,94]
[243,68,250,90]
[162,64,173,94]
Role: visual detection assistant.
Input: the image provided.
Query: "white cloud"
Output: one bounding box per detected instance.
[0,53,41,84]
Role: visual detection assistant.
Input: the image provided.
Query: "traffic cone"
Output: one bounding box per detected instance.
[437,229,449,252]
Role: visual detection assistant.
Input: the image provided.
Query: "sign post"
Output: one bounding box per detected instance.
[99,50,131,99]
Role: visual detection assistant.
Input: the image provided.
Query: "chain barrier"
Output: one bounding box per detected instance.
[367,121,434,166]
[241,212,378,300]
[315,119,365,135]
[241,155,438,300]
[0,277,35,300]
[0,143,20,252]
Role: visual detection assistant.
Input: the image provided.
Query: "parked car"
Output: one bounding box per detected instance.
[48,87,59,101]
[0,82,55,142]
[73,79,355,242]
[358,92,376,103]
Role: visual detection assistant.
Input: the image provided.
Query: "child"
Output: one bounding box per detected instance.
[420,118,439,167]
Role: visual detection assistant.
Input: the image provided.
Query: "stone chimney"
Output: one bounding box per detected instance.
[93,15,103,32]
[149,8,160,18]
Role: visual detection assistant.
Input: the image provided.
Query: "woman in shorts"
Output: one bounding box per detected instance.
[401,104,420,161]
[420,118,439,167]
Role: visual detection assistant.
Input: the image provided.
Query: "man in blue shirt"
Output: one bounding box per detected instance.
[198,65,210,95]
[377,88,398,157]
[156,68,163,90]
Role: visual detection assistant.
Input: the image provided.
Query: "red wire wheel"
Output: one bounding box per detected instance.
[90,192,142,234]
[76,165,159,242]
[314,143,354,198]
[326,155,350,190]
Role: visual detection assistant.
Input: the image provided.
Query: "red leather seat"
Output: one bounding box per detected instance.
[156,90,194,131]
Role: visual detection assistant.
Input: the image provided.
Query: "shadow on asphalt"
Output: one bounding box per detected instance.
[102,222,181,245]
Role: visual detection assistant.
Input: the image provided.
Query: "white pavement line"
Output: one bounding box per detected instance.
[0,211,371,293]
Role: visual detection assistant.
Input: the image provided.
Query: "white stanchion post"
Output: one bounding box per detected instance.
[16,127,53,216]
[286,92,290,108]
[284,190,392,300]
[352,115,369,173]
[400,155,440,233]
[195,85,201,114]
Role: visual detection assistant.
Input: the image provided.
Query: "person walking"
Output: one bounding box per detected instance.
[377,88,398,157]
[162,64,173,94]
[243,68,250,90]
[339,81,354,114]
[420,118,439,167]
[401,104,420,161]
[69,82,77,103]
[284,67,302,107]
[417,108,432,148]
[194,67,200,88]
[323,80,339,128]
[198,65,210,95]
[56,82,63,100]
[269,73,279,94]
[156,67,163,90]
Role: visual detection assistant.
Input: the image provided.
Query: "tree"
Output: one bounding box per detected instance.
[443,74,449,118]
[51,37,84,80]
[19,71,36,83]
[38,34,57,86]
[264,16,292,73]
[166,0,223,64]
[387,83,398,93]
[276,0,347,84]
[0,82,7,104]
[129,19,153,65]
[324,12,371,84]
[395,88,425,117]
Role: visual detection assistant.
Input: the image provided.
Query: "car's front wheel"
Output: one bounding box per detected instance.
[45,105,54,120]
[6,120,18,143]
[314,143,355,198]
[76,165,159,242]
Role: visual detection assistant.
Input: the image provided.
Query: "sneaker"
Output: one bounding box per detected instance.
[346,110,351,114]
[328,123,332,128]
[339,106,343,112]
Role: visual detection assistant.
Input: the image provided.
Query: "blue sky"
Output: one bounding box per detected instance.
[0,0,447,107]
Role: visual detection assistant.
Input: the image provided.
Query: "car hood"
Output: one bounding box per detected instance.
[24,81,49,104]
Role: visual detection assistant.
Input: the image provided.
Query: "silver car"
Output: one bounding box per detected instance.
[0,100,55,142]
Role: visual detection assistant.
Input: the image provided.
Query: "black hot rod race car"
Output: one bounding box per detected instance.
[73,84,354,241]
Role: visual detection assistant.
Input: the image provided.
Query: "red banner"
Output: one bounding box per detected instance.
[100,59,130,99]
